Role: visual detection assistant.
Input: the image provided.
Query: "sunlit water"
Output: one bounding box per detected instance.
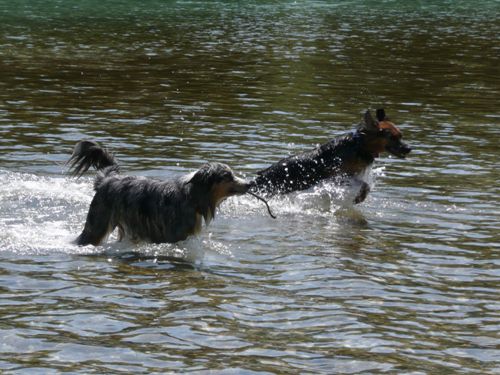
[1,1,499,373]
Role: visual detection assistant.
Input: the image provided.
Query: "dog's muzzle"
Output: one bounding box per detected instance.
[387,142,412,158]
[231,177,252,194]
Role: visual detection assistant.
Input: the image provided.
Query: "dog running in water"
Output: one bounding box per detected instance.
[250,109,411,203]
[68,140,253,246]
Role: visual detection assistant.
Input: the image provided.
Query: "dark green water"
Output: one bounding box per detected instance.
[1,1,499,373]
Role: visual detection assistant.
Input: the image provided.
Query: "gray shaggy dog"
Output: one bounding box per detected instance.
[68,140,250,246]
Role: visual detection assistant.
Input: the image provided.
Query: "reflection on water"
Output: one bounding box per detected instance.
[0,1,499,373]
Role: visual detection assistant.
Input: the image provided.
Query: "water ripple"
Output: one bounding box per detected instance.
[1,1,500,373]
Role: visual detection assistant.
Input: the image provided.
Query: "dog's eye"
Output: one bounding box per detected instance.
[392,133,402,141]
[220,172,233,182]
[381,129,395,139]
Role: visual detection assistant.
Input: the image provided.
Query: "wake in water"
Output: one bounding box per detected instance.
[0,167,384,259]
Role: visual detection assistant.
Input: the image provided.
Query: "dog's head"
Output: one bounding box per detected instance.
[189,162,250,197]
[188,162,251,221]
[358,109,411,158]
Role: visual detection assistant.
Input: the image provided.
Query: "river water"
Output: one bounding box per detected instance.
[0,1,499,373]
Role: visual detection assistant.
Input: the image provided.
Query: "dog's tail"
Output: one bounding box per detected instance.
[67,140,118,181]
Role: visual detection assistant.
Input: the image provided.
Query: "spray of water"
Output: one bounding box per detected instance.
[0,168,384,260]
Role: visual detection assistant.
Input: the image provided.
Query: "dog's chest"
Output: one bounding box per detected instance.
[339,157,371,176]
[193,213,203,235]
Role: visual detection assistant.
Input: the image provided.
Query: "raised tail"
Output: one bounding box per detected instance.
[67,140,117,178]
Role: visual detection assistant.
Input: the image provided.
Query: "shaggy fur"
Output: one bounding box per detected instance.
[251,109,411,203]
[68,140,250,246]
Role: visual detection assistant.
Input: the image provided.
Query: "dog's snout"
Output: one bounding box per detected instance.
[232,177,252,194]
[386,141,412,159]
[401,143,412,155]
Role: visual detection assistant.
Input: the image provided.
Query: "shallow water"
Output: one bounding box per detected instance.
[1,1,499,373]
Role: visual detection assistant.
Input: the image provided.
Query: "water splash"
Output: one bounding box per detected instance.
[225,166,384,218]
[0,168,383,258]
[0,169,92,255]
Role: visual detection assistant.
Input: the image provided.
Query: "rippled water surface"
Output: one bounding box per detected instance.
[1,1,499,373]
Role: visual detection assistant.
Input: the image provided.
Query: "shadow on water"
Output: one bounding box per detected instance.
[86,251,197,271]
[334,207,369,228]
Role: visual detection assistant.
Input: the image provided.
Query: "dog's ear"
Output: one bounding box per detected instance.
[359,110,379,132]
[376,108,386,122]
[188,165,210,186]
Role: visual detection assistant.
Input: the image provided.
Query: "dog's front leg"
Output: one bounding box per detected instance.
[353,179,371,204]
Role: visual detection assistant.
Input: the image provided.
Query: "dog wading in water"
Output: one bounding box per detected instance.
[68,140,253,246]
[251,109,411,203]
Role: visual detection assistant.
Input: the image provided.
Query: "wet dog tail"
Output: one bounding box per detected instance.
[67,140,118,180]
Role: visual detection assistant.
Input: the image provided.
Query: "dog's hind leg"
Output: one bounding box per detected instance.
[75,194,114,246]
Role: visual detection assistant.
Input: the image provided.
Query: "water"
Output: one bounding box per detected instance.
[1,1,499,373]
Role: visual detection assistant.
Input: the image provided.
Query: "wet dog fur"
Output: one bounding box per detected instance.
[251,109,411,203]
[68,140,250,246]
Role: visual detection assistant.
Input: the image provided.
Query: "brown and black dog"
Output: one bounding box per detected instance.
[250,109,411,203]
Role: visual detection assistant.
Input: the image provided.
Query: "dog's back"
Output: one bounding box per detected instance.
[253,133,364,195]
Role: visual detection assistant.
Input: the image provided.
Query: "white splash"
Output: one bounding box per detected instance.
[0,169,93,255]
[224,167,384,219]
[0,168,383,258]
